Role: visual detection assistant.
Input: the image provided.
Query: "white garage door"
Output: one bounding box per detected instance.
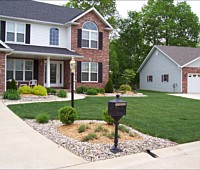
[188,73,200,93]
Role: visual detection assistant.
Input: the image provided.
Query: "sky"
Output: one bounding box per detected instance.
[36,0,200,20]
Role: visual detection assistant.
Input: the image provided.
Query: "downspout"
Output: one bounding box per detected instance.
[180,67,182,93]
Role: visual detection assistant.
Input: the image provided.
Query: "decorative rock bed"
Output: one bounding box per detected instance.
[25,119,177,162]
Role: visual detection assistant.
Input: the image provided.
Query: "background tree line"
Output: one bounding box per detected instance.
[66,0,200,89]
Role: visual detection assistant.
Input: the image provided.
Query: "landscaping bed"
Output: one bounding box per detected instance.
[25,119,176,162]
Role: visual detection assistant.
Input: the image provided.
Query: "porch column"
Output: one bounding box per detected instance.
[47,57,50,87]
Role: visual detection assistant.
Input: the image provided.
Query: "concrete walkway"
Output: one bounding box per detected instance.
[169,93,200,100]
[0,101,87,169]
[0,98,200,169]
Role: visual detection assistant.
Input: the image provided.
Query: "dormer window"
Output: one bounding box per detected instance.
[82,21,98,49]
[6,22,25,43]
[50,28,59,45]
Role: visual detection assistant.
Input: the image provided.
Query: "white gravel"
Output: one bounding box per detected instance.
[24,119,177,162]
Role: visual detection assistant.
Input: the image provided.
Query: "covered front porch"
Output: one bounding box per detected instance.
[5,43,83,90]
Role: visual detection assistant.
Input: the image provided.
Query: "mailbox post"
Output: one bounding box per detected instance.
[108,94,127,153]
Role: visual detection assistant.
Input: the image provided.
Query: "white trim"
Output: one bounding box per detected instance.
[0,15,64,26]
[137,46,181,73]
[70,7,113,29]
[46,57,50,87]
[5,55,7,91]
[0,40,10,48]
[180,68,182,93]
[12,51,84,58]
[181,57,200,68]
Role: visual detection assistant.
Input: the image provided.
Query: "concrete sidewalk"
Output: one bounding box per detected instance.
[64,141,200,169]
[0,101,87,169]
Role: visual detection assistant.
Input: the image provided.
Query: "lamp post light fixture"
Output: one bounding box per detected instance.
[70,57,76,108]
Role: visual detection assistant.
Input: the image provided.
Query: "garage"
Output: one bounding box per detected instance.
[188,73,200,93]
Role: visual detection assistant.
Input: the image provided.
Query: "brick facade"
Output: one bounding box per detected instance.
[38,59,44,86]
[182,67,200,93]
[71,11,109,88]
[0,52,5,94]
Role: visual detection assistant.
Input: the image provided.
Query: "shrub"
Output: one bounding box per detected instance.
[33,85,47,96]
[120,84,132,92]
[36,113,49,124]
[86,89,98,95]
[90,87,100,93]
[106,131,121,139]
[78,124,89,133]
[102,109,114,125]
[46,87,57,95]
[118,125,130,133]
[3,89,20,100]
[76,86,89,94]
[99,88,105,94]
[17,85,33,94]
[58,106,78,125]
[81,133,97,142]
[57,90,67,98]
[94,125,108,133]
[105,79,113,93]
[7,79,17,90]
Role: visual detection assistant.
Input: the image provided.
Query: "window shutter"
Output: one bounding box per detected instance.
[147,76,149,82]
[25,24,31,44]
[0,21,6,41]
[167,74,169,82]
[77,61,82,82]
[98,62,103,83]
[34,60,39,80]
[161,75,164,82]
[77,29,82,48]
[99,32,103,50]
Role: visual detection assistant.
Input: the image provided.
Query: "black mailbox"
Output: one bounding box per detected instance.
[108,94,127,117]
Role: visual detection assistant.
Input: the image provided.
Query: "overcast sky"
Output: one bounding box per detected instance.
[36,0,200,20]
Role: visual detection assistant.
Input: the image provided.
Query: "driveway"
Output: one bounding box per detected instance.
[169,93,200,100]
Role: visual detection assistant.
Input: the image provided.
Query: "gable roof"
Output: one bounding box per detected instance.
[0,0,84,24]
[137,45,200,72]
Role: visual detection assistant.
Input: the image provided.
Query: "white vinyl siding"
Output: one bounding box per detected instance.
[140,50,182,92]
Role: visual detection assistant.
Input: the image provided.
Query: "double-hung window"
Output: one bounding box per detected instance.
[50,28,59,45]
[161,74,169,82]
[81,62,98,82]
[7,59,33,81]
[147,75,153,82]
[6,22,25,43]
[82,21,98,49]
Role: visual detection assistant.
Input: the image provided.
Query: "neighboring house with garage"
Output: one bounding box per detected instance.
[0,0,112,94]
[137,45,200,93]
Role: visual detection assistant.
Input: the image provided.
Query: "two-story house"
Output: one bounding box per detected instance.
[0,0,113,94]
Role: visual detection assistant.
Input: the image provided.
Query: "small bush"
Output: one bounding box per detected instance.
[99,88,105,94]
[105,79,113,93]
[46,87,57,95]
[33,85,47,96]
[86,89,98,95]
[81,133,97,142]
[118,125,130,133]
[94,125,108,133]
[90,87,100,93]
[3,89,20,100]
[120,84,132,92]
[7,79,17,90]
[36,113,49,124]
[105,131,121,139]
[57,90,67,98]
[76,86,89,94]
[78,124,89,133]
[17,85,33,94]
[58,106,78,125]
[102,109,114,125]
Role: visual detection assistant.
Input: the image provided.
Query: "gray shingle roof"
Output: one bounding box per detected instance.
[0,0,84,24]
[156,45,200,66]
[6,43,81,57]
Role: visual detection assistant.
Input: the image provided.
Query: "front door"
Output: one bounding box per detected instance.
[44,61,64,87]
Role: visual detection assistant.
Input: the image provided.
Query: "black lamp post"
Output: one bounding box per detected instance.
[70,57,76,108]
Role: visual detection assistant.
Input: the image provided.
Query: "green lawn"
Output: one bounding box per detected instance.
[8,91,200,144]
